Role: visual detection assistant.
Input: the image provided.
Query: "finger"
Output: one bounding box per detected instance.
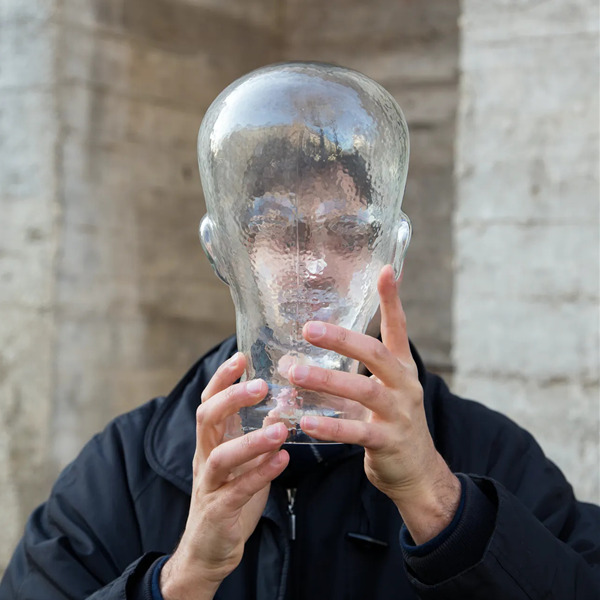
[300,415,386,450]
[204,423,288,490]
[195,379,268,457]
[302,321,403,388]
[221,450,290,511]
[201,352,246,404]
[378,264,411,361]
[289,364,393,418]
[199,380,268,429]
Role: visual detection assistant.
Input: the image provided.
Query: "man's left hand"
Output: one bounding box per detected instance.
[289,264,461,544]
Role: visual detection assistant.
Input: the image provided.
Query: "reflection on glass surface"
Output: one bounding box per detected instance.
[198,62,411,442]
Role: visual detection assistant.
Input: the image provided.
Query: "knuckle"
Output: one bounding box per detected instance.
[240,431,254,451]
[224,384,237,403]
[321,368,333,387]
[205,450,222,473]
[337,327,348,344]
[196,405,206,426]
[221,488,239,511]
[332,418,344,439]
[205,452,221,473]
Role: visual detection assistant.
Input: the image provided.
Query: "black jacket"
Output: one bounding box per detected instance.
[1,336,599,599]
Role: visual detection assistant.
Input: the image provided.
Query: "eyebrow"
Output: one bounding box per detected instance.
[247,195,296,219]
[247,193,370,222]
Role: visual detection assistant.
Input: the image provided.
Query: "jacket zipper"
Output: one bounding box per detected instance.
[286,487,297,541]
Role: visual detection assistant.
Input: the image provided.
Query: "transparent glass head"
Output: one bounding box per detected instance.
[198,62,411,442]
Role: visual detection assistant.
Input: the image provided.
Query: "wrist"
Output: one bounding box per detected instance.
[159,553,222,600]
[392,459,461,545]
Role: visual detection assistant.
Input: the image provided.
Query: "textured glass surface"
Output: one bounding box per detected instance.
[198,62,411,442]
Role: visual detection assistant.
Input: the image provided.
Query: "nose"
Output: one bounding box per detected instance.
[305,257,327,275]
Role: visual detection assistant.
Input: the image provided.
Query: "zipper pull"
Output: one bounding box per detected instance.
[286,488,297,541]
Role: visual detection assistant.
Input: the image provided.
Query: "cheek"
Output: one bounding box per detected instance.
[321,243,373,271]
[249,248,274,279]
[333,249,377,293]
[250,247,296,285]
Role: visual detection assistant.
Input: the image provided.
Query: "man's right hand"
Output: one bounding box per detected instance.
[160,352,289,600]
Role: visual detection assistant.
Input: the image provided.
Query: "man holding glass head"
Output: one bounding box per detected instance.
[1,63,598,600]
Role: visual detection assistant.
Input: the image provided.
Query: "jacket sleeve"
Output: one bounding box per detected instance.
[0,417,165,600]
[404,400,600,599]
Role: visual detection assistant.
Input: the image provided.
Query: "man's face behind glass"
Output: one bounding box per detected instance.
[242,163,381,329]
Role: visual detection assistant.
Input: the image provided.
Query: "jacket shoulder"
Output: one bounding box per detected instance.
[424,371,542,476]
[46,394,169,551]
[424,371,600,555]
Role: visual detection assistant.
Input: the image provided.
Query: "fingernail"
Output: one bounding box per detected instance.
[291,365,310,382]
[303,416,318,430]
[228,352,240,369]
[305,322,326,340]
[246,379,263,395]
[265,423,283,440]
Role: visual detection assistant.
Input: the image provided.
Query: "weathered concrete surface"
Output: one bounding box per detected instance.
[281,0,461,377]
[52,0,281,467]
[0,8,61,570]
[0,0,279,573]
[455,0,600,502]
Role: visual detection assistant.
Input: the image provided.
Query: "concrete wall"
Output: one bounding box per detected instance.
[50,0,280,469]
[0,0,281,571]
[0,0,63,569]
[280,0,461,376]
[455,0,599,503]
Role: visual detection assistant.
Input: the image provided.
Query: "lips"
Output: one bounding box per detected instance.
[277,289,348,323]
[280,287,338,305]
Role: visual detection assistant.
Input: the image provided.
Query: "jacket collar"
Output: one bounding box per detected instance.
[144,335,435,497]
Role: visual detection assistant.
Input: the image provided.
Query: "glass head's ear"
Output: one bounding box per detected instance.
[392,212,411,279]
[199,215,229,285]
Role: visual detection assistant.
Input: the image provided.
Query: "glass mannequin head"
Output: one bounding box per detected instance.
[198,62,410,442]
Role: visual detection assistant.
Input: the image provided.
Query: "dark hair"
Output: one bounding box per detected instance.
[242,127,373,205]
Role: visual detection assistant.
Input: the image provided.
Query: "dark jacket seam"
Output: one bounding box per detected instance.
[132,471,162,505]
[490,551,536,600]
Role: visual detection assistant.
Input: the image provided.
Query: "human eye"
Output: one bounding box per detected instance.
[326,216,378,250]
[247,213,292,239]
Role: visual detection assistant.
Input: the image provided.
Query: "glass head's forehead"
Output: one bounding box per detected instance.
[245,139,371,212]
[198,64,409,220]
[209,70,373,150]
